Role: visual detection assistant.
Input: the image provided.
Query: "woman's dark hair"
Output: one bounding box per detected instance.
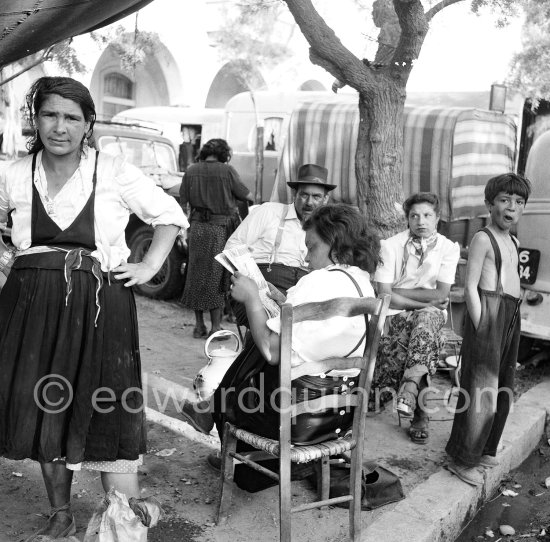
[303,203,382,274]
[198,138,232,163]
[25,77,96,154]
[402,192,440,218]
[484,173,532,204]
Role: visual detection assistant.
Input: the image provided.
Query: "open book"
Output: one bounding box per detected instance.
[215,244,280,319]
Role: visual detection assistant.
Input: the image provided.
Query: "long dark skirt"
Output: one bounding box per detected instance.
[180,221,229,311]
[0,262,146,464]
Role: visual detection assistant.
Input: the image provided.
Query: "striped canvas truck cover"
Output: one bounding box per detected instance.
[271,101,517,221]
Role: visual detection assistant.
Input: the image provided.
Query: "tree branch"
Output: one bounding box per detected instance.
[282,0,373,90]
[389,0,429,83]
[425,0,465,21]
[0,47,53,87]
[309,49,346,83]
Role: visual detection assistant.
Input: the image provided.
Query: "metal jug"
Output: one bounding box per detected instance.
[193,330,242,401]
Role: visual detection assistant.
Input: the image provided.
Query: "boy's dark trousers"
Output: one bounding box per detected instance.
[445,287,521,467]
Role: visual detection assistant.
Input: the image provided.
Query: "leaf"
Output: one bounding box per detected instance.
[499,525,515,536]
[155,448,176,457]
[501,489,518,497]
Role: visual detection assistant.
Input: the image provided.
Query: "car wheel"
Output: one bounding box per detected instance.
[128,225,186,300]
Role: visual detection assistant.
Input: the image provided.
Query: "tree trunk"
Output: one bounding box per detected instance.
[356,86,407,238]
[255,125,264,203]
[249,90,264,204]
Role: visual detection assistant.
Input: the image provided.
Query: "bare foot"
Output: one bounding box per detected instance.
[27,509,75,541]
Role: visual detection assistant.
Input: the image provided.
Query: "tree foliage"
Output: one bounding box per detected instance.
[90,26,161,74]
[508,0,550,99]
[0,39,85,87]
[212,0,291,90]
[47,40,87,75]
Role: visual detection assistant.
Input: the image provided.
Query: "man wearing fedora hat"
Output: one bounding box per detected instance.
[224,163,336,296]
[179,163,336,439]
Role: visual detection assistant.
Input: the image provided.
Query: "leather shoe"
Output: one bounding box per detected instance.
[180,400,214,435]
[447,460,484,486]
[207,453,222,472]
[479,455,499,468]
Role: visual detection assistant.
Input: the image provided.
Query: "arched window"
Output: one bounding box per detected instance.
[103,73,135,119]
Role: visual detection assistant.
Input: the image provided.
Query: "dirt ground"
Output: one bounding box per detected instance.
[1,295,549,542]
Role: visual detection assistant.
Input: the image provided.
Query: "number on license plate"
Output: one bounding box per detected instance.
[519,248,540,285]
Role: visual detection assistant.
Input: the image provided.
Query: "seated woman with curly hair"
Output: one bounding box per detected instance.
[211,203,381,486]
[180,204,381,486]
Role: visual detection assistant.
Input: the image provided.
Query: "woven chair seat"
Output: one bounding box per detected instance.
[230,425,356,464]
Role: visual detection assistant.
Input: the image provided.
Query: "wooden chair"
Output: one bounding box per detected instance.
[216,294,391,542]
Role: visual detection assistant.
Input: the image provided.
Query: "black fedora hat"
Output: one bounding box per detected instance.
[287,163,336,191]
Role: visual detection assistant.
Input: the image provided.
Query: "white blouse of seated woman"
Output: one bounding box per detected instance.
[230,204,378,368]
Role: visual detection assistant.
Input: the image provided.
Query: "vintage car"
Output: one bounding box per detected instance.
[91,120,187,300]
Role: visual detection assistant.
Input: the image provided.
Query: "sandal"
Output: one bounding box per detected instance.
[396,378,419,416]
[408,411,429,445]
[24,502,76,541]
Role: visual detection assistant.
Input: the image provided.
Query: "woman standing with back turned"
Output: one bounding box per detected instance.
[179,138,253,338]
[0,76,188,540]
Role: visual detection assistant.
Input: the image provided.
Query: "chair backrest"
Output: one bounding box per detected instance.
[278,294,391,449]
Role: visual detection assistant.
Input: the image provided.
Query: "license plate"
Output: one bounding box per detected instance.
[519,247,540,285]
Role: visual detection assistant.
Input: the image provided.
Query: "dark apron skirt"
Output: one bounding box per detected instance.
[0,252,146,464]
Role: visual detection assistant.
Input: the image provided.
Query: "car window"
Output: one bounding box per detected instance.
[98,136,177,171]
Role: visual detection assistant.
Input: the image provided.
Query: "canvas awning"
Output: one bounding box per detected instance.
[272,100,517,222]
[0,0,154,70]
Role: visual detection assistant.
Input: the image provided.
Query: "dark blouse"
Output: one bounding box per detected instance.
[179,161,249,216]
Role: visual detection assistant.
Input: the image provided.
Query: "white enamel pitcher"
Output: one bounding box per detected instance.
[193,330,242,401]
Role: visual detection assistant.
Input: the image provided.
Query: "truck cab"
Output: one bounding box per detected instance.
[517,130,550,349]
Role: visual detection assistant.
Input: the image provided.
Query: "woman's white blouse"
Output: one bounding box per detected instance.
[0,150,189,271]
[267,264,375,372]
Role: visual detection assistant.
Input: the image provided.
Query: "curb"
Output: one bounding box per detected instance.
[142,371,220,448]
[145,407,219,449]
[362,379,550,542]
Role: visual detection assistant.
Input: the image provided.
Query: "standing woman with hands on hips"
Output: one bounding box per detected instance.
[0,76,188,540]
